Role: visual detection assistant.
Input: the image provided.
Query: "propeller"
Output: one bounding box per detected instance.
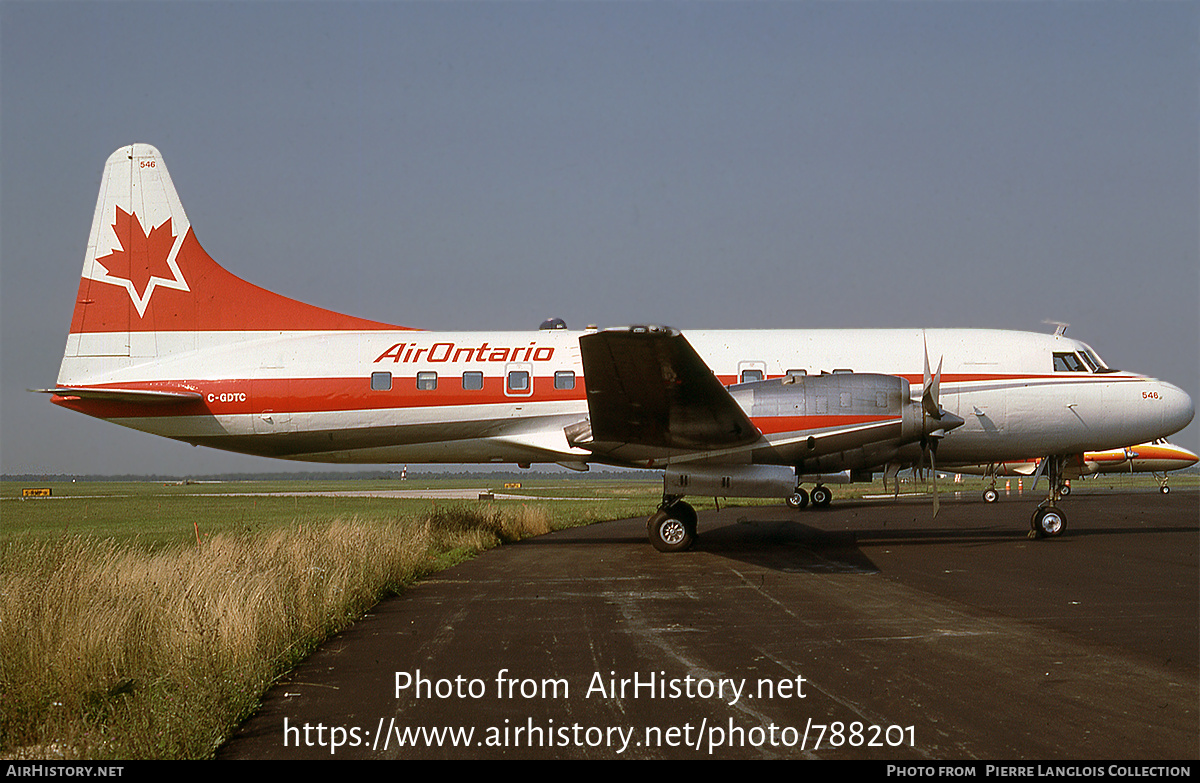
[919,340,964,517]
[883,461,901,499]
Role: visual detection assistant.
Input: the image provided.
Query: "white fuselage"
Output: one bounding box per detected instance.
[55,326,1195,470]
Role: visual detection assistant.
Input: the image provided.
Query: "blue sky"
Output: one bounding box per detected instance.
[2,1,1196,474]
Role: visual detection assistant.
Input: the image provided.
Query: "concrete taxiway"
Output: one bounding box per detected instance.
[219,489,1198,760]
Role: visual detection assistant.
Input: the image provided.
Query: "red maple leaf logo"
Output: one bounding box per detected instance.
[95,207,178,301]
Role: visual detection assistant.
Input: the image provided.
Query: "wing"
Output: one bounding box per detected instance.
[577,326,760,454]
[576,326,961,474]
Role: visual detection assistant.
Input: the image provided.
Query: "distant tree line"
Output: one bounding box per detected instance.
[1,468,659,482]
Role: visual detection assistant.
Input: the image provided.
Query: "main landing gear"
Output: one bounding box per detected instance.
[981,464,1002,502]
[647,498,698,552]
[785,485,832,510]
[786,488,808,509]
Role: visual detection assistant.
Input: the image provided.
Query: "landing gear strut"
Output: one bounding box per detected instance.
[1029,456,1067,538]
[647,497,697,552]
[982,464,1000,503]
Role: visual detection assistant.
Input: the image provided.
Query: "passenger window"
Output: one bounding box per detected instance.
[416,371,438,390]
[786,369,807,377]
[554,371,576,390]
[1053,353,1086,372]
[370,372,392,391]
[507,370,530,392]
[740,369,763,383]
[462,371,483,390]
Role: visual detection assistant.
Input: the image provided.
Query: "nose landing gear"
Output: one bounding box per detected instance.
[1030,505,1065,538]
[1028,455,1068,538]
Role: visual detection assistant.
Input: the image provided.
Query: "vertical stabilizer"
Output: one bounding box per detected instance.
[60,144,405,383]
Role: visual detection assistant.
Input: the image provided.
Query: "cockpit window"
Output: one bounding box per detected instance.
[1079,346,1115,372]
[1053,352,1087,372]
[1076,351,1098,372]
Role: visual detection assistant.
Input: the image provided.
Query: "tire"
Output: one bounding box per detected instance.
[647,510,695,552]
[982,488,998,503]
[1057,483,1071,497]
[786,489,809,509]
[1031,506,1066,538]
[810,485,832,508]
[664,500,697,532]
[1161,485,1170,495]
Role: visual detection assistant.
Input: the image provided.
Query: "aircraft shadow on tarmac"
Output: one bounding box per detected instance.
[516,492,1197,575]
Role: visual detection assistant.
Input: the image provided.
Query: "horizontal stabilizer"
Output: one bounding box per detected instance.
[33,387,203,405]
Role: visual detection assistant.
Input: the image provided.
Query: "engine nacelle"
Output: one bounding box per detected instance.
[727,372,961,473]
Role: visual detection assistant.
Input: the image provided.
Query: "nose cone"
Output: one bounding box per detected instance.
[1159,381,1195,436]
[1169,444,1200,470]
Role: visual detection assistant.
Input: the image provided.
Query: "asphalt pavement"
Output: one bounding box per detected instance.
[219,488,1198,760]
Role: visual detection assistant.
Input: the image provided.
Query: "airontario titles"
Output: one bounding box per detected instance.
[374,341,555,364]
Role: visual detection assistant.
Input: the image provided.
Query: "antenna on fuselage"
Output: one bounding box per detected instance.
[1043,320,1069,337]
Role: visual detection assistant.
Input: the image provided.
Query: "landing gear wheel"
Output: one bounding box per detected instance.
[982,487,999,503]
[647,508,695,553]
[1057,483,1071,497]
[1160,485,1170,495]
[786,488,810,509]
[1031,506,1066,538]
[810,485,832,508]
[663,500,697,534]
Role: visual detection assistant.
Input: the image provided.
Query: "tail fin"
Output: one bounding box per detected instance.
[66,144,402,361]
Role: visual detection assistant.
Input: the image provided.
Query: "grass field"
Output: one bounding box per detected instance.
[0,478,664,548]
[0,477,669,759]
[1,472,1194,759]
[5,472,1192,544]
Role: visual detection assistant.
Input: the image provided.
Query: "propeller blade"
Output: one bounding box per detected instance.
[1029,455,1049,491]
[922,356,944,420]
[884,461,901,499]
[931,446,940,518]
[923,342,932,395]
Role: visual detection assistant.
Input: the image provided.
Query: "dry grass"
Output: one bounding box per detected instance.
[0,504,552,759]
